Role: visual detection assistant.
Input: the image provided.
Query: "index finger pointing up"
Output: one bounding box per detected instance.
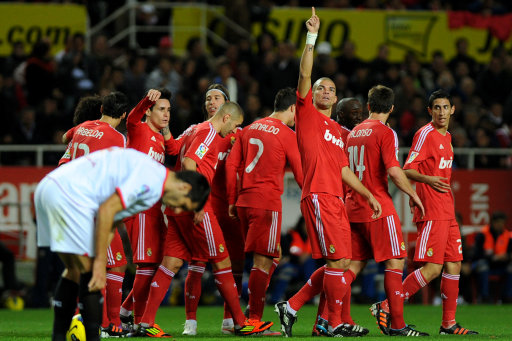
[312,6,315,16]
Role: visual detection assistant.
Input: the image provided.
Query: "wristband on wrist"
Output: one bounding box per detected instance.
[306,32,318,46]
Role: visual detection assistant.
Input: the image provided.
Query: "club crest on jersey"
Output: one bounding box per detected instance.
[116,252,123,261]
[147,248,152,257]
[407,151,419,164]
[230,136,236,145]
[219,244,225,253]
[427,248,433,257]
[401,242,406,251]
[195,143,209,159]
[329,244,335,253]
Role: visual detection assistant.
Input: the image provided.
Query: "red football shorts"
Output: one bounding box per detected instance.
[106,229,127,268]
[351,214,406,263]
[300,193,351,260]
[214,203,245,262]
[238,206,281,258]
[413,219,463,264]
[164,211,229,263]
[124,212,166,264]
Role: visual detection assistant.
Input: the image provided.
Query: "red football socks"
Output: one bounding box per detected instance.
[248,267,269,320]
[323,268,354,329]
[441,272,460,328]
[106,271,124,327]
[184,263,205,320]
[288,266,325,312]
[385,269,405,330]
[213,267,246,326]
[140,265,175,326]
[403,269,428,300]
[132,267,155,324]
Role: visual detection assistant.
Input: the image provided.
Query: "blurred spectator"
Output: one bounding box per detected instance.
[1,41,26,76]
[57,33,99,112]
[336,40,362,80]
[369,43,391,84]
[472,211,512,303]
[124,55,148,106]
[146,56,181,99]
[448,37,479,78]
[25,40,56,107]
[474,128,501,168]
[213,57,239,102]
[476,53,512,106]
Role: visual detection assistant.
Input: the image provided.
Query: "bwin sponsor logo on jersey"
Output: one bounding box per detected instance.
[438,156,453,169]
[218,149,231,161]
[324,129,344,149]
[148,146,165,163]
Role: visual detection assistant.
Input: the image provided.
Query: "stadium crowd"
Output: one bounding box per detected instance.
[0,0,511,167]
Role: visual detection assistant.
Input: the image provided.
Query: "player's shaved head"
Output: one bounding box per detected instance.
[216,102,243,121]
[336,97,363,129]
[312,77,335,92]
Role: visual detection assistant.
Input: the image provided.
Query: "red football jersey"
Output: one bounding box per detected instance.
[340,125,352,198]
[226,117,303,211]
[165,121,220,214]
[340,125,351,146]
[295,89,348,199]
[59,120,125,164]
[127,96,168,216]
[211,129,241,204]
[404,122,455,222]
[345,119,400,222]
[127,96,167,164]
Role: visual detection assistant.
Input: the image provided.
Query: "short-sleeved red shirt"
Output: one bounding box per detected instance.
[295,89,348,199]
[226,117,303,211]
[345,119,400,222]
[404,123,455,222]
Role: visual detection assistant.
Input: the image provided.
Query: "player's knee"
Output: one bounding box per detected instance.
[62,267,81,283]
[162,256,183,274]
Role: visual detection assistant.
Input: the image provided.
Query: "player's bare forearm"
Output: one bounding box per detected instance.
[342,166,372,200]
[388,166,416,197]
[404,168,450,192]
[91,193,123,291]
[182,157,198,172]
[298,7,319,97]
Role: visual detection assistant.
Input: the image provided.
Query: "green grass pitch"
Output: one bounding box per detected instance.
[0,304,510,340]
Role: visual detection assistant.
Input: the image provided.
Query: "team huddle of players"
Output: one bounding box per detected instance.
[42,7,479,340]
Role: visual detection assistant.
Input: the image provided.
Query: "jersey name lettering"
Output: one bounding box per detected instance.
[148,146,165,163]
[324,129,344,149]
[439,156,453,169]
[350,129,373,138]
[76,127,104,139]
[249,122,280,135]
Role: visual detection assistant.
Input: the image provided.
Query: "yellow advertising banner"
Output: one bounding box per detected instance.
[173,7,512,63]
[0,4,87,56]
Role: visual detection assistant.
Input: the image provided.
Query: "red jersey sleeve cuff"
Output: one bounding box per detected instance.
[115,187,127,209]
[161,169,170,198]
